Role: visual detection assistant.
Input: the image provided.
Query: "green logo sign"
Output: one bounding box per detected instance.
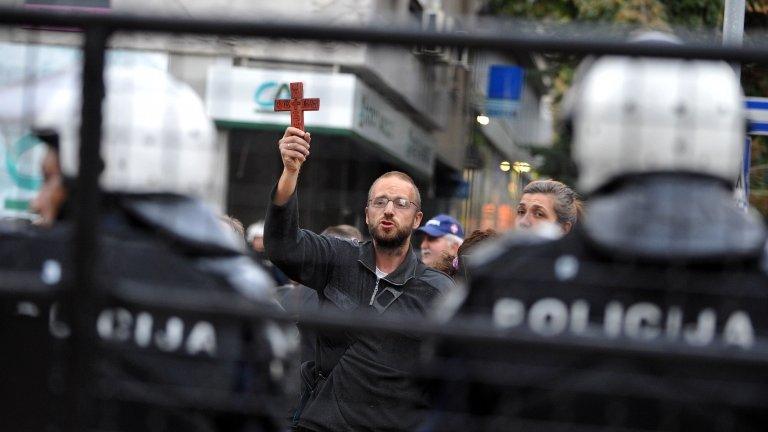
[253,81,291,112]
[6,133,43,191]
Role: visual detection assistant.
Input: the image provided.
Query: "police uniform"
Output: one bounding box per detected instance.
[432,51,768,431]
[441,214,768,431]
[0,193,283,431]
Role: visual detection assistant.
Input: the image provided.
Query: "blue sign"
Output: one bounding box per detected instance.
[740,97,766,211]
[486,65,525,117]
[746,97,768,136]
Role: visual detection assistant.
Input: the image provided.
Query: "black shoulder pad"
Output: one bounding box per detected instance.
[195,256,275,303]
[119,194,242,255]
[584,180,767,262]
[469,228,561,269]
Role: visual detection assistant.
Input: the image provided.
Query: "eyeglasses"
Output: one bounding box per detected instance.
[368,196,419,210]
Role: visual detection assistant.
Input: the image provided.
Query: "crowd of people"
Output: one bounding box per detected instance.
[2,36,768,432]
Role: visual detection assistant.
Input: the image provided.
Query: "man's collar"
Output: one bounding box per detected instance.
[358,240,418,286]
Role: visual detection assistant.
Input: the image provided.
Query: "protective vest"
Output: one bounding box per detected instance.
[0,193,284,432]
[435,210,768,431]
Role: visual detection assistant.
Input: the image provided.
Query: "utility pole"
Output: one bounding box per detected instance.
[723,0,746,78]
[723,0,748,208]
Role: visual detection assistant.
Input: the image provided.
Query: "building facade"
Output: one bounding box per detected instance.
[0,0,552,235]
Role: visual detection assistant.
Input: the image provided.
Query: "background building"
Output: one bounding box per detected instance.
[0,0,554,234]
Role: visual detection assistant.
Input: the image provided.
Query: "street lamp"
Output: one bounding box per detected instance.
[512,161,531,173]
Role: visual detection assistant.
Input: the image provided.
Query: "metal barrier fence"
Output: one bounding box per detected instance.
[2,5,768,432]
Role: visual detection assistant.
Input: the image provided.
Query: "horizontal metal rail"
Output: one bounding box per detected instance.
[3,5,764,429]
[109,286,768,369]
[8,282,766,370]
[2,4,766,369]
[0,6,767,63]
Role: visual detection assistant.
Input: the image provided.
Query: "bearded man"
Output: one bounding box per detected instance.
[264,126,454,432]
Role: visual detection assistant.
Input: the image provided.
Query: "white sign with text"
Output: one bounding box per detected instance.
[206,66,435,176]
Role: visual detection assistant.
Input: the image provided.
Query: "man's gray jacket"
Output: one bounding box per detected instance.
[265,190,454,432]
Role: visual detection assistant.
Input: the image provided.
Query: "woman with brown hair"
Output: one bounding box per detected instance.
[432,228,499,278]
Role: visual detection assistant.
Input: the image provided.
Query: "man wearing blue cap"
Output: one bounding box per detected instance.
[417,214,464,268]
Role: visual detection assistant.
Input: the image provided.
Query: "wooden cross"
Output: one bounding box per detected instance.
[273,82,320,132]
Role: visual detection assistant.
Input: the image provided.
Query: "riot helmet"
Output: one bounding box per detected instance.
[569,55,744,195]
[34,65,219,199]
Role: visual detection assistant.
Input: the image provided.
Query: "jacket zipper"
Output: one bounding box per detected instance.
[357,259,416,287]
[369,277,380,306]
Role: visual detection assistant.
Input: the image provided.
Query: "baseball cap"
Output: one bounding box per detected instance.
[417,214,464,239]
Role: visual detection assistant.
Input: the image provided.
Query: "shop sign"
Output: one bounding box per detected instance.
[207,66,435,176]
[206,66,355,130]
[353,82,434,176]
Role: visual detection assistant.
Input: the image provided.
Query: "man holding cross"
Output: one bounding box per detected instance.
[264,120,454,431]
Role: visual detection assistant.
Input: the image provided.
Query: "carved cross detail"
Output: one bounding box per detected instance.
[274,82,320,131]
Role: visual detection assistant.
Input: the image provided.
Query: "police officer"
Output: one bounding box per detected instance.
[0,65,286,431]
[433,51,768,430]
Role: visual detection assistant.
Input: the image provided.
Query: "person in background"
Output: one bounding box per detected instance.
[27,131,67,227]
[247,220,266,253]
[515,179,580,236]
[427,229,500,325]
[432,228,499,280]
[248,220,290,285]
[417,214,465,268]
[219,214,247,251]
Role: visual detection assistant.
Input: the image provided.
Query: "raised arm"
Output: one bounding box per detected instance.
[265,127,339,290]
[274,127,311,206]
